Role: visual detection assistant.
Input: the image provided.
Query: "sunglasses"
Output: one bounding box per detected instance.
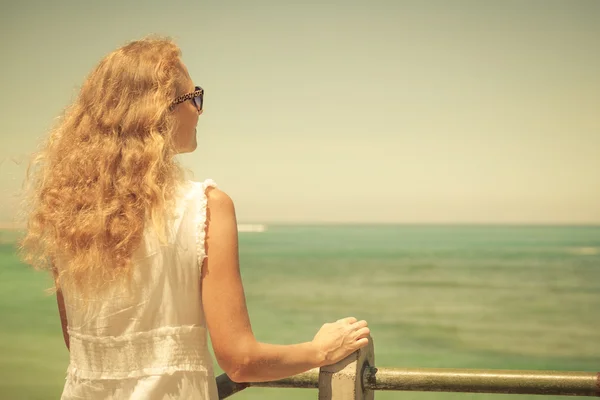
[171,86,204,112]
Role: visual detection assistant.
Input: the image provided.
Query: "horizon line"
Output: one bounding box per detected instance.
[1,221,600,231]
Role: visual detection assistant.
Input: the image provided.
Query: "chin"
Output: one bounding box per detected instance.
[175,143,197,155]
[184,142,198,153]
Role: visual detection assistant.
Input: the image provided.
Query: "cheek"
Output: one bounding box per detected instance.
[187,115,198,139]
[175,122,191,144]
[182,114,196,134]
[190,116,198,134]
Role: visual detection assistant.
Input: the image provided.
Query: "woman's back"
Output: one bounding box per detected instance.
[20,37,369,400]
[60,180,219,399]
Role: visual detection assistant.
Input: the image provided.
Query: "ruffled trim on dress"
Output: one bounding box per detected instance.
[195,179,217,268]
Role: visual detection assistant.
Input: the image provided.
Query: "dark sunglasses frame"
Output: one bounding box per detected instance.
[171,86,204,112]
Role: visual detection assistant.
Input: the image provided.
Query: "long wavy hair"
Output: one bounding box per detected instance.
[19,37,189,294]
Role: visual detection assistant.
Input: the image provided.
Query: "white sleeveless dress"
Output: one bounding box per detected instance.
[60,180,219,400]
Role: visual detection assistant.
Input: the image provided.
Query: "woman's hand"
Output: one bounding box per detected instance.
[311,317,370,366]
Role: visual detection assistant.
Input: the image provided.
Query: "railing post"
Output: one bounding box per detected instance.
[318,335,375,400]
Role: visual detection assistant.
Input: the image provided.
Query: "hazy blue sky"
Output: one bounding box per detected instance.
[1,0,599,224]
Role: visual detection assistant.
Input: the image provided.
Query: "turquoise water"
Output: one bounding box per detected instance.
[235,225,600,399]
[1,225,599,399]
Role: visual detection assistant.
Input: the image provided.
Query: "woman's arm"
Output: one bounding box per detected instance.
[201,188,369,383]
[52,266,70,351]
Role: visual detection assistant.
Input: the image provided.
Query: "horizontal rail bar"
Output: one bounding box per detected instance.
[217,369,319,398]
[252,368,321,389]
[366,367,600,397]
[217,367,600,398]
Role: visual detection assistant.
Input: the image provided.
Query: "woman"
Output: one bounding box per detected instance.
[20,37,370,399]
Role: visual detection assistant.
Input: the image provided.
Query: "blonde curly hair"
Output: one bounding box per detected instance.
[19,36,190,294]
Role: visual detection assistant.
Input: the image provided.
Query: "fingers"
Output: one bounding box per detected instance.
[354,337,369,349]
[351,320,368,329]
[335,317,370,342]
[337,317,357,324]
[353,326,370,339]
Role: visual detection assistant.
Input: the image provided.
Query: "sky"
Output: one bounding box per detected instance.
[0,0,599,225]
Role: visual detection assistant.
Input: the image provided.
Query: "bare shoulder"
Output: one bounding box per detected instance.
[206,187,235,213]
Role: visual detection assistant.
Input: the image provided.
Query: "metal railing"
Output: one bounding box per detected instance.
[215,336,599,399]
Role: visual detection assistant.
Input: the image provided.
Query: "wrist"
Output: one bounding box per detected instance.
[308,341,326,367]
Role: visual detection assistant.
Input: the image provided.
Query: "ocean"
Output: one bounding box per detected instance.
[0,225,598,399]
